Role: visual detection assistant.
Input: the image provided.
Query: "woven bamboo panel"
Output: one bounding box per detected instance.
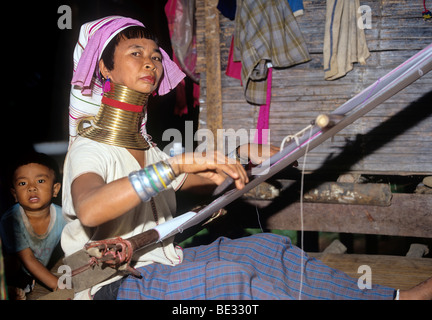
[196,0,432,175]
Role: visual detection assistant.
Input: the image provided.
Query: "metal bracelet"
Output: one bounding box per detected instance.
[160,161,176,180]
[128,171,152,202]
[128,161,176,202]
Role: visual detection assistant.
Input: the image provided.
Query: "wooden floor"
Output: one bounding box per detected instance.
[309,253,432,291]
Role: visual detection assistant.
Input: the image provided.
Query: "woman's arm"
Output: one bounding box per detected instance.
[71,173,140,227]
[72,152,248,227]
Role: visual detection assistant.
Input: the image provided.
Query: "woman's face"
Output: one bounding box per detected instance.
[99,36,163,94]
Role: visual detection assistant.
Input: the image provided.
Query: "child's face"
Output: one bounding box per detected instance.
[11,163,61,214]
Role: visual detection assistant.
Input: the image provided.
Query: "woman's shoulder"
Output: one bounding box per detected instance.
[68,137,127,162]
[69,136,112,151]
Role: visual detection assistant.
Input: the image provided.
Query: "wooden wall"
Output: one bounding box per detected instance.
[195,0,432,175]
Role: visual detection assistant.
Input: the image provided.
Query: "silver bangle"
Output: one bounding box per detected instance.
[128,161,176,202]
[129,171,153,202]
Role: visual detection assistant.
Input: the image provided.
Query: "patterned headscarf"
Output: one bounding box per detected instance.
[69,16,185,145]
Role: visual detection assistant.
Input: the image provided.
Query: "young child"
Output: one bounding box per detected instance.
[0,152,66,299]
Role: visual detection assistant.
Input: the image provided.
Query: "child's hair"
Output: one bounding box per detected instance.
[100,25,159,73]
[9,151,60,187]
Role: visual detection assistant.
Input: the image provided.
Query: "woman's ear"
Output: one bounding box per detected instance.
[99,59,110,80]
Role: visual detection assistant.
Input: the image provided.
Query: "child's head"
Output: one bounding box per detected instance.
[9,152,61,213]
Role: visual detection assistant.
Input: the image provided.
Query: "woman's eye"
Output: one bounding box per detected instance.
[132,52,140,57]
[152,55,162,62]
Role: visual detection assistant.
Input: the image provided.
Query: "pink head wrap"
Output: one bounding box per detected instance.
[69,16,185,144]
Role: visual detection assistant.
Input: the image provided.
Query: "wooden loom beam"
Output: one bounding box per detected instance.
[204,0,223,151]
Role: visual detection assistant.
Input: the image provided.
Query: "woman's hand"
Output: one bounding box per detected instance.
[237,143,280,165]
[168,151,249,190]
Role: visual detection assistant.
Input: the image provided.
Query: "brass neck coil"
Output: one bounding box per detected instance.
[78,83,150,150]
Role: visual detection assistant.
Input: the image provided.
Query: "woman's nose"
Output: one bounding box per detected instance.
[144,59,156,70]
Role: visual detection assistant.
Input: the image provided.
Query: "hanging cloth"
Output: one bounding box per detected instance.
[287,0,305,17]
[253,68,272,144]
[323,0,370,80]
[233,0,310,106]
[165,0,200,116]
[226,36,242,81]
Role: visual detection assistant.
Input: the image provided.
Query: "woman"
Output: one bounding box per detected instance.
[62,16,430,300]
[63,16,248,299]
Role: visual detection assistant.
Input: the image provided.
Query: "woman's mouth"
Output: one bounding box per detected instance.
[140,76,156,85]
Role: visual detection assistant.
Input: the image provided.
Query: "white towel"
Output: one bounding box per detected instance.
[323,0,370,80]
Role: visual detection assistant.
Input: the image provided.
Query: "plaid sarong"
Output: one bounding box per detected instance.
[234,0,310,105]
[117,233,395,300]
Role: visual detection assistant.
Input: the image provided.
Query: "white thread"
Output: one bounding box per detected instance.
[298,125,314,300]
[255,205,264,233]
[278,123,315,299]
[280,124,313,150]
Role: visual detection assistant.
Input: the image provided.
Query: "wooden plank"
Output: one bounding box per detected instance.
[203,0,223,150]
[195,0,207,74]
[240,193,432,238]
[309,253,432,291]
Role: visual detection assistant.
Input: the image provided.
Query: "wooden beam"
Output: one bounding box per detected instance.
[309,253,432,290]
[240,193,432,238]
[243,181,393,206]
[204,0,223,151]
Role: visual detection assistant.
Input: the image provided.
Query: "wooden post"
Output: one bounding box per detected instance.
[204,0,223,152]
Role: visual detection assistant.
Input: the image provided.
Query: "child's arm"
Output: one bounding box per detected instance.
[17,248,58,291]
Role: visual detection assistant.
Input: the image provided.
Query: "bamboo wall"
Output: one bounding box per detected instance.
[196,0,432,175]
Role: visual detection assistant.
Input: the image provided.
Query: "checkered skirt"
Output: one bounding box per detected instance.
[117,233,395,300]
